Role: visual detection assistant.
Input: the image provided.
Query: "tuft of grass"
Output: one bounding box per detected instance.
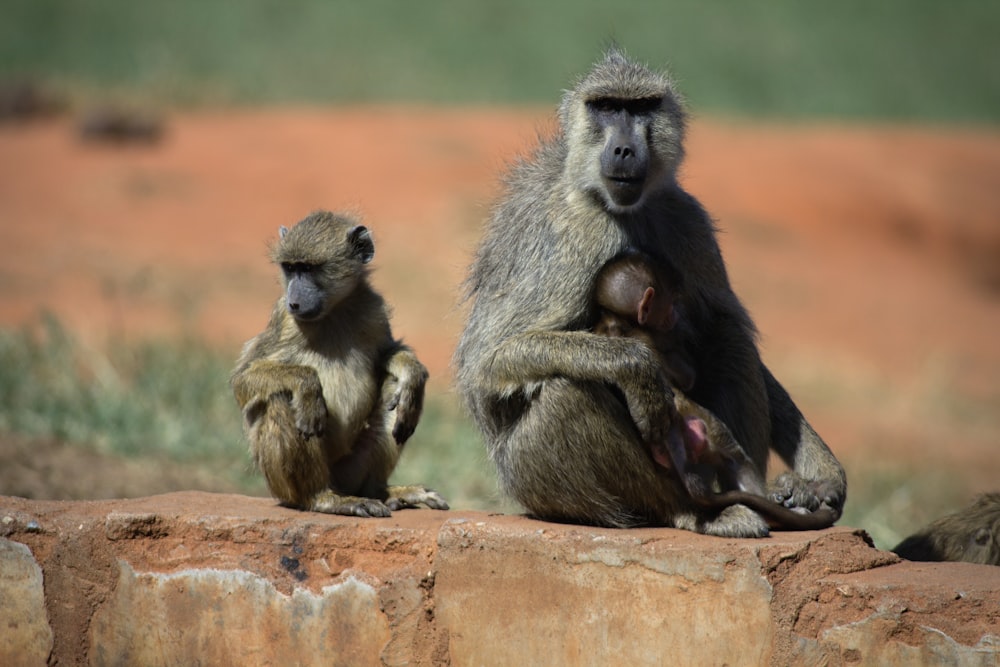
[838,461,967,552]
[0,314,256,488]
[0,1,997,122]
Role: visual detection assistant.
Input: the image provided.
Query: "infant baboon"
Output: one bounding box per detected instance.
[893,493,1000,566]
[455,47,846,536]
[592,248,696,390]
[232,210,448,517]
[593,251,838,531]
[592,249,756,493]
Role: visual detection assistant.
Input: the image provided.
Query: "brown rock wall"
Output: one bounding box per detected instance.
[1,492,997,666]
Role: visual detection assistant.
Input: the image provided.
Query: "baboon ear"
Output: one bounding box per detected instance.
[637,286,655,326]
[348,225,375,264]
[279,225,289,239]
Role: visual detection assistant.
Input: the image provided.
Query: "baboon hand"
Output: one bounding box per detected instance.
[623,371,675,446]
[768,472,844,519]
[385,369,426,445]
[387,384,421,444]
[292,380,327,437]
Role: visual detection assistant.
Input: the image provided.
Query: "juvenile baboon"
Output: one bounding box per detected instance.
[232,210,448,517]
[455,48,846,536]
[593,251,838,531]
[893,493,1000,566]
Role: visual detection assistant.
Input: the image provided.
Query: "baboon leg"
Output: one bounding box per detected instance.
[673,504,770,538]
[497,379,671,528]
[497,378,765,536]
[762,365,846,516]
[250,399,328,508]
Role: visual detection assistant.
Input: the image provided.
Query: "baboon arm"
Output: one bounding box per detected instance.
[231,359,320,408]
[488,330,658,389]
[762,364,847,516]
[487,330,673,444]
[231,360,327,436]
[381,345,429,445]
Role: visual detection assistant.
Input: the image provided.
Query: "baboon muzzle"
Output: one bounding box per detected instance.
[600,116,649,208]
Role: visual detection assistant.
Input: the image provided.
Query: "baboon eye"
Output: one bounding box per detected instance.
[588,98,621,114]
[281,262,314,275]
[587,97,662,115]
[628,97,663,114]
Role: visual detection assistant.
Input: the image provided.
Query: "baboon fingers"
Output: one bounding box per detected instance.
[768,471,845,518]
[310,492,392,518]
[391,420,415,445]
[386,384,424,444]
[387,485,450,511]
[349,501,392,518]
[624,387,675,446]
[289,381,327,436]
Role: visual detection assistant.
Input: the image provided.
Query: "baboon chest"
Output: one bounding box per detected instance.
[306,347,380,437]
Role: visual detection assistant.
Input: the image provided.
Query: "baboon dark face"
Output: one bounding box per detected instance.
[591,97,656,208]
[560,49,687,215]
[280,262,326,321]
[273,214,375,323]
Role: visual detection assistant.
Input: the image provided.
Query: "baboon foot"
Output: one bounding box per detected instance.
[769,472,844,519]
[309,490,392,518]
[675,504,770,538]
[385,485,450,511]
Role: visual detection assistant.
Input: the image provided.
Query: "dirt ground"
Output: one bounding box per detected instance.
[0,107,998,505]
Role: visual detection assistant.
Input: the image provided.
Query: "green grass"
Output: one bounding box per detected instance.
[0,314,256,487]
[839,463,966,552]
[1,0,997,122]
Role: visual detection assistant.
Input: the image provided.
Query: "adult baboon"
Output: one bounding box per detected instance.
[455,48,845,536]
[893,493,1000,566]
[232,210,448,517]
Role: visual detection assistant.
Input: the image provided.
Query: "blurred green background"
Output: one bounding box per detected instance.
[2,0,998,121]
[1,1,997,550]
